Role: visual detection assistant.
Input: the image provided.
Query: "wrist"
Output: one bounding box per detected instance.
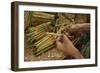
[72,48,84,59]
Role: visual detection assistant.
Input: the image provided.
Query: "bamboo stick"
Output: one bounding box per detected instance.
[46,32,63,36]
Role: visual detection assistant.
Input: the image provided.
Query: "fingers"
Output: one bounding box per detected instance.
[63,35,71,42]
[56,36,62,45]
[56,34,70,44]
[56,37,63,51]
[56,35,63,42]
[56,34,73,47]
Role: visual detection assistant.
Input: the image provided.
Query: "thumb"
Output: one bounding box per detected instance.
[56,37,63,48]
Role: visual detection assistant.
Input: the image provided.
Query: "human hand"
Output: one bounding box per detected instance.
[56,35,83,59]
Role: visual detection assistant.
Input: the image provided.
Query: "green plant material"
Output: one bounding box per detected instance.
[32,37,48,55]
[26,22,52,43]
[73,37,81,45]
[27,22,52,33]
[37,22,51,29]
[63,13,76,20]
[36,42,52,52]
[74,14,89,24]
[80,42,90,58]
[34,44,55,56]
[33,12,55,19]
[24,11,33,30]
[57,13,72,25]
[34,35,50,47]
[31,12,55,26]
[27,31,46,43]
[36,37,55,52]
[33,35,55,56]
[46,32,62,36]
[35,35,55,51]
[72,32,90,58]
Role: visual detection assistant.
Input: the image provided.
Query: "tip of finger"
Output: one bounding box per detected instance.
[56,36,60,41]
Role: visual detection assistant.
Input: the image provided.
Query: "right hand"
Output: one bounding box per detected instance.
[56,35,83,59]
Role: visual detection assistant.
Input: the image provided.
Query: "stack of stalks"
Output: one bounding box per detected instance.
[33,35,56,56]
